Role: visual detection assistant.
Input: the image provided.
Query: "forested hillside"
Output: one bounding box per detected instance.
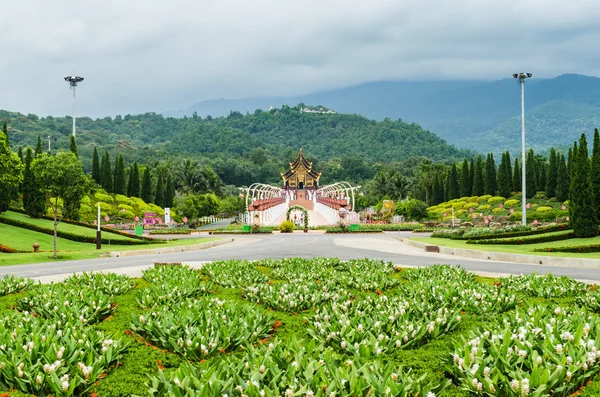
[1,105,470,186]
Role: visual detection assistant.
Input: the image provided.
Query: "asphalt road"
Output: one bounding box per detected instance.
[2,233,600,281]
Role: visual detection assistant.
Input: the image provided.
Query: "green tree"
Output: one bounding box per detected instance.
[406,199,428,221]
[141,167,153,204]
[472,156,484,196]
[484,153,496,195]
[165,175,175,208]
[69,135,78,158]
[23,147,46,217]
[469,158,475,195]
[546,148,558,198]
[113,154,127,195]
[35,136,43,156]
[513,158,521,193]
[569,133,597,237]
[100,151,113,193]
[525,149,536,198]
[448,163,459,199]
[31,152,87,258]
[154,171,165,208]
[497,151,512,198]
[556,154,569,202]
[92,146,101,184]
[17,147,23,163]
[128,162,140,198]
[0,125,23,213]
[2,122,7,147]
[591,129,600,221]
[459,159,471,197]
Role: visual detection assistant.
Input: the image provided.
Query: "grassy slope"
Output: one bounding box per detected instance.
[1,267,600,396]
[412,234,600,258]
[0,222,95,251]
[0,211,137,241]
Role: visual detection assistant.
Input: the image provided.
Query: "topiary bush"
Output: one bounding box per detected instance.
[487,196,506,204]
[504,199,519,207]
[94,192,114,203]
[477,195,492,203]
[477,204,491,211]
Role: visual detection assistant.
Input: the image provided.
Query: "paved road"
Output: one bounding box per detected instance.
[2,233,600,281]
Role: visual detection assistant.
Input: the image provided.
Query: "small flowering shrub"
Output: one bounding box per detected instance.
[334,259,400,292]
[500,273,587,298]
[269,257,340,281]
[63,272,134,296]
[16,283,115,325]
[448,306,600,396]
[202,260,269,288]
[576,288,600,313]
[0,311,126,396]
[146,338,449,397]
[139,265,212,308]
[131,298,274,360]
[462,225,531,238]
[307,295,462,357]
[0,275,33,297]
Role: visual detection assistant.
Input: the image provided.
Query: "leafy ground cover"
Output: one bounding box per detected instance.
[2,262,600,396]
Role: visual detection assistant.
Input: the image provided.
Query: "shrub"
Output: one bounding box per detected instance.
[407,199,428,221]
[477,204,491,211]
[94,191,113,203]
[279,220,295,233]
[79,204,93,214]
[491,208,506,214]
[535,206,553,213]
[477,195,492,203]
[535,244,600,253]
[468,231,575,245]
[115,194,134,205]
[81,195,91,205]
[487,196,505,204]
[504,199,519,207]
[462,202,478,210]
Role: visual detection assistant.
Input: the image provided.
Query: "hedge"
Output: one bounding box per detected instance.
[0,217,160,246]
[467,232,575,245]
[209,230,273,235]
[534,244,600,253]
[148,229,193,235]
[0,244,30,253]
[453,224,570,241]
[325,228,383,234]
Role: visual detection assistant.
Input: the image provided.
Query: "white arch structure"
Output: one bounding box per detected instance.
[317,182,361,211]
[239,183,287,225]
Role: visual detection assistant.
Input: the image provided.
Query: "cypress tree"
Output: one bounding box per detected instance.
[513,158,522,193]
[568,146,575,179]
[154,172,165,207]
[113,155,127,195]
[35,136,43,156]
[472,156,484,196]
[431,177,440,206]
[17,147,23,163]
[443,171,450,202]
[484,153,497,195]
[141,167,153,204]
[459,159,471,197]
[546,148,558,198]
[165,175,175,208]
[448,163,459,200]
[525,149,536,198]
[69,135,78,158]
[23,147,46,217]
[101,151,113,193]
[556,154,569,202]
[591,128,600,221]
[537,162,546,195]
[92,147,101,184]
[2,122,7,147]
[498,152,512,198]
[128,163,140,198]
[469,158,475,195]
[569,133,597,237]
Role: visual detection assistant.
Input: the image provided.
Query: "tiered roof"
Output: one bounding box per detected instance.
[281,148,321,182]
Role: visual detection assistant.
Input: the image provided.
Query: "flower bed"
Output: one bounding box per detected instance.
[466,231,575,245]
[139,265,211,308]
[0,275,33,296]
[202,260,269,288]
[534,243,600,253]
[500,273,587,298]
[325,227,384,233]
[148,229,193,235]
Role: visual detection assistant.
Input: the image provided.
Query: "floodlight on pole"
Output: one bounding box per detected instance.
[64,76,84,138]
[513,72,532,226]
[46,136,52,153]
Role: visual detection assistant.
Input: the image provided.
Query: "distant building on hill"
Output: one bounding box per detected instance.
[300,107,336,114]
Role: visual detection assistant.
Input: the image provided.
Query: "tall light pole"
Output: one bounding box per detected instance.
[513,72,532,225]
[46,136,52,153]
[64,76,84,138]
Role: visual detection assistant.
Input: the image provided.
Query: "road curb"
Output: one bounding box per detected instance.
[109,238,234,258]
[402,238,600,269]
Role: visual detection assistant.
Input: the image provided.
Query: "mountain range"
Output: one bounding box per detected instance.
[172,74,600,153]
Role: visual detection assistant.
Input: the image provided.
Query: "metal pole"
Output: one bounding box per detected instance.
[521,79,526,226]
[72,86,76,138]
[96,202,102,249]
[47,136,51,152]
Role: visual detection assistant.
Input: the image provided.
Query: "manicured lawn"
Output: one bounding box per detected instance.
[0,222,95,252]
[411,234,600,258]
[0,211,137,241]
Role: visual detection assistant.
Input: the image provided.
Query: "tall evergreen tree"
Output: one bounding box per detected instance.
[127,162,140,198]
[154,172,165,207]
[113,155,127,195]
[69,136,78,158]
[469,158,475,195]
[569,133,597,237]
[17,147,23,163]
[165,175,175,208]
[568,146,575,179]
[35,136,43,156]
[525,149,536,198]
[23,147,46,217]
[472,156,485,196]
[546,148,558,198]
[100,151,113,193]
[431,177,440,206]
[448,163,459,200]
[459,159,471,197]
[484,153,497,195]
[92,147,101,184]
[443,171,450,202]
[513,158,522,193]
[556,154,569,202]
[141,167,153,204]
[2,122,7,147]
[497,152,512,198]
[591,129,600,221]
[537,162,546,195]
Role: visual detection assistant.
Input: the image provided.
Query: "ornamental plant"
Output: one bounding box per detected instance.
[202,260,269,288]
[500,273,586,298]
[63,272,134,296]
[0,275,33,297]
[334,259,399,292]
[139,265,212,308]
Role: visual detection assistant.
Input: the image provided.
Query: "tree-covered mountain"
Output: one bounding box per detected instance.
[0,106,470,187]
[174,74,600,153]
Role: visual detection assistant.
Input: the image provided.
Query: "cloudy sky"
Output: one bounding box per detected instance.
[2,0,600,117]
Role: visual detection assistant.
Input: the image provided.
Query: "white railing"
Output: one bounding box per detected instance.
[265,202,288,226]
[315,202,339,225]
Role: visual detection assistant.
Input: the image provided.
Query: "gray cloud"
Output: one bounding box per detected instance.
[1,0,599,117]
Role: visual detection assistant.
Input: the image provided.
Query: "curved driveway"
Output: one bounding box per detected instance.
[1,233,600,281]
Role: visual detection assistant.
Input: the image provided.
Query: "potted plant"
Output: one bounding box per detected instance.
[32,243,40,253]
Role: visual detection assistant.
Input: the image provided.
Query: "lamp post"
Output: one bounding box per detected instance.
[513,72,532,226]
[46,136,52,153]
[63,76,84,138]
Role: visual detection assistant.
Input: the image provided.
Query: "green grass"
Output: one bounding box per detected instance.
[0,222,96,251]
[412,234,600,258]
[0,210,138,241]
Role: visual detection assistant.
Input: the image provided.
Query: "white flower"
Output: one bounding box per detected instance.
[259,365,265,374]
[426,393,436,397]
[483,367,491,376]
[36,375,43,385]
[341,340,347,349]
[306,391,314,397]
[61,380,69,391]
